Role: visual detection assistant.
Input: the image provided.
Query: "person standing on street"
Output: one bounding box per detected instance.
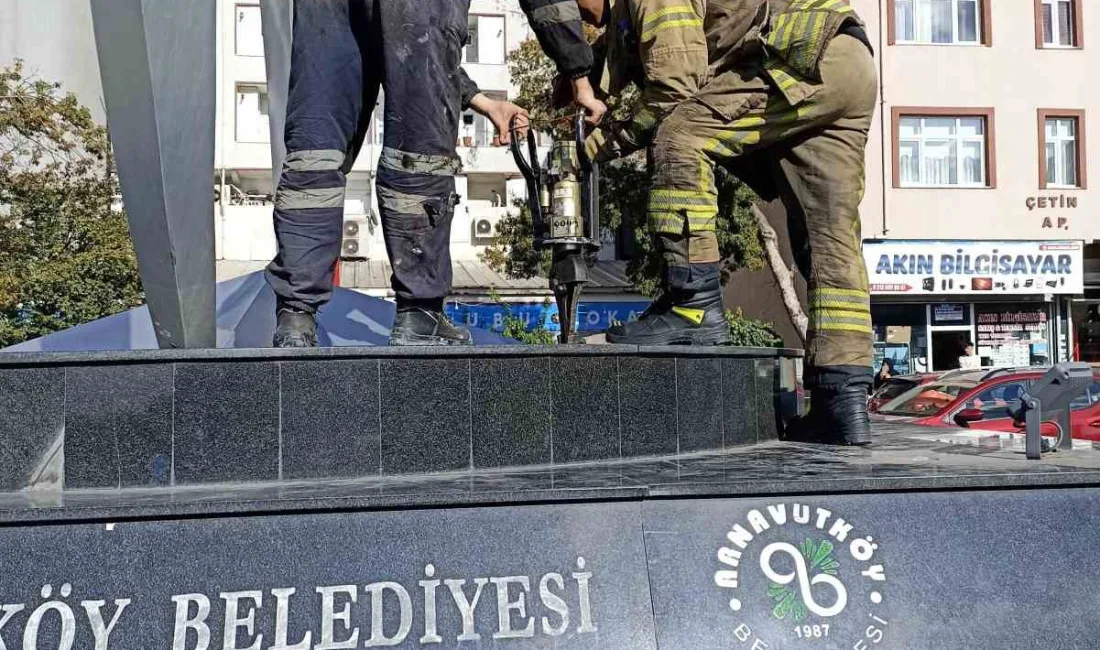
[958,342,981,369]
[267,0,528,347]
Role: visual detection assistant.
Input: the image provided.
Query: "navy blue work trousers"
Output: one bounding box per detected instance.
[265,0,473,312]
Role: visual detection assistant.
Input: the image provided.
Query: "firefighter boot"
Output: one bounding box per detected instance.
[785,375,873,446]
[273,307,318,348]
[389,307,473,346]
[606,287,730,346]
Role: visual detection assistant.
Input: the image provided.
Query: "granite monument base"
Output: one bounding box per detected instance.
[2,347,1100,648]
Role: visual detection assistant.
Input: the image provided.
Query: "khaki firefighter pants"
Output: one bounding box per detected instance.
[649,34,878,371]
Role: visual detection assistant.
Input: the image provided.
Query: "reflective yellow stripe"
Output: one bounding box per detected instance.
[651,211,686,234]
[767,64,802,92]
[642,4,697,24]
[810,300,870,312]
[686,211,717,231]
[651,188,712,198]
[641,17,703,40]
[791,0,853,13]
[672,306,706,325]
[650,195,715,208]
[811,322,873,334]
[813,287,868,298]
[811,300,872,333]
[810,308,871,320]
[704,139,738,158]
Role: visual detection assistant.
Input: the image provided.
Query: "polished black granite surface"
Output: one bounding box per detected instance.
[0,345,801,490]
[3,423,1098,524]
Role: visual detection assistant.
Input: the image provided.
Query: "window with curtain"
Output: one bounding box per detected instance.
[898,115,988,187]
[894,0,980,44]
[1045,117,1079,187]
[1041,0,1076,47]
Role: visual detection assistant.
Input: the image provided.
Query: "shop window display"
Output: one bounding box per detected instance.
[974,304,1051,367]
[872,304,928,374]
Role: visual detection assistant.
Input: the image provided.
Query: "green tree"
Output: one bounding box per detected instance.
[0,62,143,347]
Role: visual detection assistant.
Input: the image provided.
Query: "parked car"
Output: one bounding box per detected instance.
[868,373,939,413]
[873,367,1100,441]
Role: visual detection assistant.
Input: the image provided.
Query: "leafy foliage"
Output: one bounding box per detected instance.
[768,538,840,622]
[488,288,556,346]
[480,198,551,280]
[724,308,783,348]
[507,27,640,141]
[0,62,142,347]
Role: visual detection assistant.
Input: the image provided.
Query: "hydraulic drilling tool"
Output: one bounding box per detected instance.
[510,113,601,344]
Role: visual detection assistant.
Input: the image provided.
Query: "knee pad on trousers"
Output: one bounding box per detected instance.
[376,179,457,302]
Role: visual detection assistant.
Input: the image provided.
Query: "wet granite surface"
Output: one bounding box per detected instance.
[3,424,1099,524]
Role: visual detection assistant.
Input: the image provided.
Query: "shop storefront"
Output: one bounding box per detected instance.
[863,240,1085,373]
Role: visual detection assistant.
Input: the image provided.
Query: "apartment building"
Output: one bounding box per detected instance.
[849,0,1100,370]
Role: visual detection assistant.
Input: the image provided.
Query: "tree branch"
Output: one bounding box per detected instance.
[750,203,808,344]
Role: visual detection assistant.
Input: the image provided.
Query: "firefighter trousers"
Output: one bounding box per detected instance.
[265,0,470,313]
[649,34,878,386]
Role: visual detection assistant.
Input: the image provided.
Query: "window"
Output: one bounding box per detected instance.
[461,91,506,147]
[464,15,505,65]
[961,381,1029,420]
[878,382,971,417]
[892,0,987,45]
[1038,110,1086,189]
[893,109,995,188]
[1036,0,1081,48]
[235,84,270,143]
[1044,117,1078,187]
[465,15,480,63]
[1069,381,1100,411]
[235,4,264,57]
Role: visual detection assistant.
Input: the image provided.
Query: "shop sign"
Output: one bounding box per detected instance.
[932,304,966,323]
[447,300,652,334]
[863,240,1084,295]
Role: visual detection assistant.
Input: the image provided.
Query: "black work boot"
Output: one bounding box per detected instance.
[785,373,872,446]
[273,307,318,348]
[389,307,473,346]
[606,288,730,346]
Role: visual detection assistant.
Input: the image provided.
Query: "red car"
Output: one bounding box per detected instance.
[873,368,1100,441]
[868,373,941,413]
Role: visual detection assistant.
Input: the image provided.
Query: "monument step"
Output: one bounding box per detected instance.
[0,345,800,493]
[1,427,1100,647]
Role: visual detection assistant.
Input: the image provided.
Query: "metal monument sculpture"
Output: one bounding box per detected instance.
[89,0,217,349]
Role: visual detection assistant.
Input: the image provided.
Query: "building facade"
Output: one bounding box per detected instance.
[215,0,534,269]
[850,0,1099,370]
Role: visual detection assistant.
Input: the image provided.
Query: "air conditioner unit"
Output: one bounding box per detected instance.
[341,217,371,259]
[473,217,497,241]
